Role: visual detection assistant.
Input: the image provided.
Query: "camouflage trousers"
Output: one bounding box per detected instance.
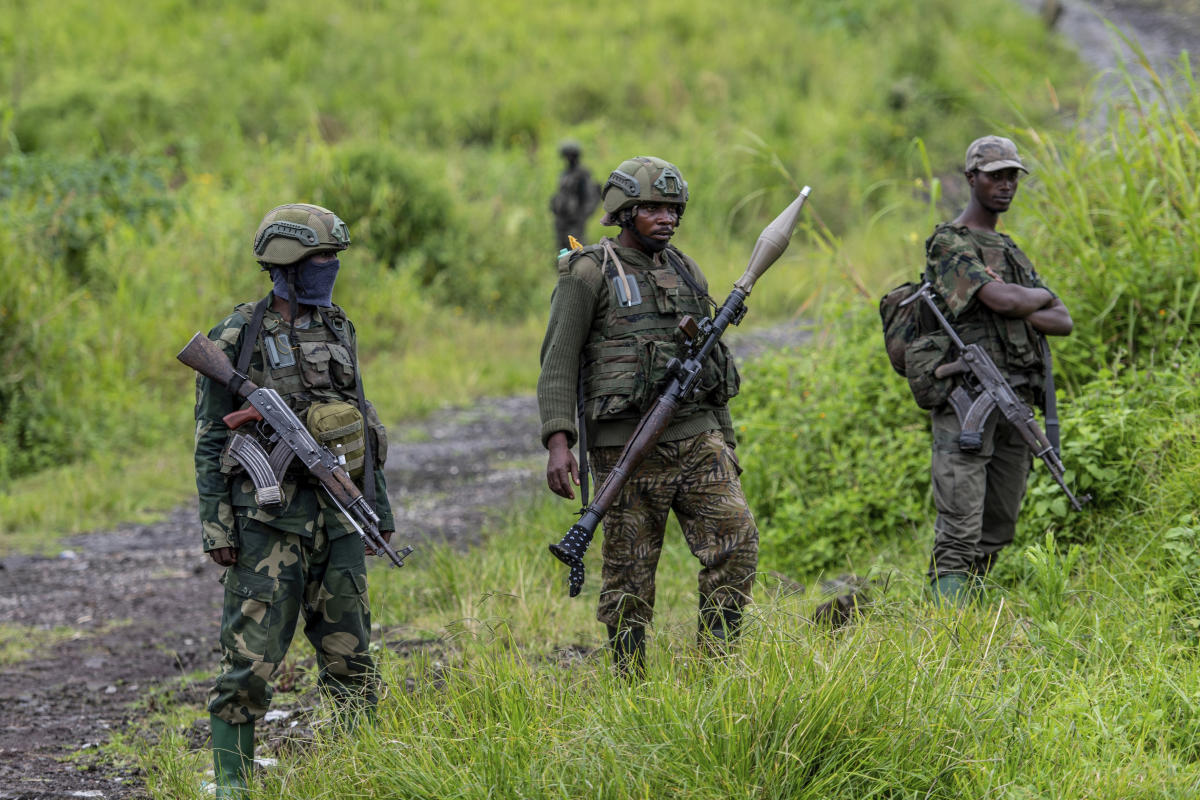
[928,405,1032,579]
[208,516,377,725]
[591,430,758,628]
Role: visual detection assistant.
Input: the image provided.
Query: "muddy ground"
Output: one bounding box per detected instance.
[0,4,1194,797]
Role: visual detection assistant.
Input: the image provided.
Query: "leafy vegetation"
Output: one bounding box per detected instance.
[11,0,1200,797]
[0,0,1079,511]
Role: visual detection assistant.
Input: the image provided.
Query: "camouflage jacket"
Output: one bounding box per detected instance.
[538,239,738,450]
[193,298,394,552]
[924,222,1056,395]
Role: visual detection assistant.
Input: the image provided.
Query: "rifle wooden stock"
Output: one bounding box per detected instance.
[177,333,259,399]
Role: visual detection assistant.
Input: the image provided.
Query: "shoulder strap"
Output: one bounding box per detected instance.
[663,248,716,313]
[317,307,377,509]
[230,294,272,396]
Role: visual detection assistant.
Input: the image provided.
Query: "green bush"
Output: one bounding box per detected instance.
[305,144,456,276]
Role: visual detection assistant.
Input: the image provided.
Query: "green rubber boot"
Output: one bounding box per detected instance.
[930,572,972,608]
[210,714,254,800]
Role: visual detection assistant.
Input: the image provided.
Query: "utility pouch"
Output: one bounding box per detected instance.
[904,331,955,410]
[305,400,367,481]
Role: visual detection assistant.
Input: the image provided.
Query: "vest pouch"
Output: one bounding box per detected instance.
[631,335,680,413]
[305,401,367,481]
[298,341,335,389]
[904,331,954,410]
[699,339,740,406]
[326,342,357,391]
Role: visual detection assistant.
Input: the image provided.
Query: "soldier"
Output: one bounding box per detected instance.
[549,139,600,251]
[194,204,395,797]
[923,136,1074,605]
[538,156,757,676]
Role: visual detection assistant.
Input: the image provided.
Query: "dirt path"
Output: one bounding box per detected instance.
[0,4,1193,796]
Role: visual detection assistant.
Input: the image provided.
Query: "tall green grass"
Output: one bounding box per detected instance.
[139,489,1200,798]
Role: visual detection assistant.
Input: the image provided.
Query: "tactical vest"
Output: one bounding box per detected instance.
[223,301,386,490]
[925,224,1046,395]
[575,245,739,424]
[233,301,358,410]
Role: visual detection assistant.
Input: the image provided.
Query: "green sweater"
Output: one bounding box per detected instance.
[537,238,737,451]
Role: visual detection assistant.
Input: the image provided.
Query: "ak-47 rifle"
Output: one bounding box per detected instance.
[177,333,414,568]
[549,187,812,597]
[900,283,1091,512]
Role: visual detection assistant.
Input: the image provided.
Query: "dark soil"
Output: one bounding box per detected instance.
[0,4,1192,796]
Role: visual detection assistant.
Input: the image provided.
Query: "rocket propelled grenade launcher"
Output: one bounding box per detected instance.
[549,187,812,597]
[177,333,413,568]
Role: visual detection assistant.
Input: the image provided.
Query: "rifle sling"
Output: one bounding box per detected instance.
[231,294,271,396]
[318,307,377,511]
[1041,334,1061,456]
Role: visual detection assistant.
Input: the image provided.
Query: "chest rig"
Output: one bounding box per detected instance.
[928,225,1046,391]
[579,244,739,423]
[227,294,376,506]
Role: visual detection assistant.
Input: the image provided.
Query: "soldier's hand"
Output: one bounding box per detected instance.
[364,530,394,556]
[546,432,580,500]
[209,547,238,567]
[985,266,1005,283]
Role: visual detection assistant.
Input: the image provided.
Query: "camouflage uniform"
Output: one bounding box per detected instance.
[924,222,1054,579]
[538,238,757,629]
[195,303,394,724]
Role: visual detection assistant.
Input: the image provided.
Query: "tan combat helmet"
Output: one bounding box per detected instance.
[252,203,351,267]
[600,156,688,225]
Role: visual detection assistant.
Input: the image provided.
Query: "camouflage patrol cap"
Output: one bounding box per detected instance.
[600,156,688,225]
[252,203,351,267]
[965,136,1028,174]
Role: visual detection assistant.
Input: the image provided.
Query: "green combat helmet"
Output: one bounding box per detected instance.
[600,156,688,225]
[252,203,351,267]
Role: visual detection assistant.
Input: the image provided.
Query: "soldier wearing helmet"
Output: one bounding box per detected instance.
[920,136,1074,606]
[193,203,396,796]
[548,139,600,251]
[537,157,757,677]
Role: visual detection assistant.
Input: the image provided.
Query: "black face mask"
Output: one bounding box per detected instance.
[270,255,340,307]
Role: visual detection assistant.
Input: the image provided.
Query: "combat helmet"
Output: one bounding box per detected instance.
[558,139,582,157]
[600,156,688,225]
[252,203,351,267]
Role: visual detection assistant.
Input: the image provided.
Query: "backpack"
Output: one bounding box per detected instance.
[878,281,924,376]
[879,280,955,410]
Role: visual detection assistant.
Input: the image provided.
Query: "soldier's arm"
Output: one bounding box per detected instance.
[538,264,600,498]
[976,281,1056,317]
[1026,296,1073,335]
[194,319,242,556]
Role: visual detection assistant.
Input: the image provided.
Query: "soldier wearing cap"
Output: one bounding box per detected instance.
[921,136,1074,605]
[538,156,757,676]
[549,140,600,251]
[194,204,396,797]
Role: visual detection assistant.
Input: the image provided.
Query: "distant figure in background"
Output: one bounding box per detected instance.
[921,136,1074,605]
[549,140,600,251]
